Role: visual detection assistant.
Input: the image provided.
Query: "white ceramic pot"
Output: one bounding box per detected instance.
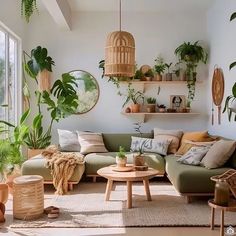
[116,156,127,168]
[229,100,236,113]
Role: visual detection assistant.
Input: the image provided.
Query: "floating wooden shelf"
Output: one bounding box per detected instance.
[121,112,201,123]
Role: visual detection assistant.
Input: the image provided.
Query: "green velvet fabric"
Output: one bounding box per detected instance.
[102,133,153,152]
[21,155,85,182]
[165,155,231,194]
[85,152,165,175]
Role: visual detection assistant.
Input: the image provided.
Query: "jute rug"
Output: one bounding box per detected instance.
[7,182,236,228]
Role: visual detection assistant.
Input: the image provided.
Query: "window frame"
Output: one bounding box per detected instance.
[0,21,22,124]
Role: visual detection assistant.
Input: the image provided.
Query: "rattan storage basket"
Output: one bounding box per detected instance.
[13,175,44,220]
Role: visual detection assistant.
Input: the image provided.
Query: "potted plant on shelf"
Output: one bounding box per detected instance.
[24,46,55,92]
[158,104,166,113]
[133,69,144,81]
[120,84,144,113]
[146,97,156,113]
[173,61,186,81]
[116,146,127,168]
[175,41,208,108]
[144,69,154,81]
[154,56,166,81]
[165,62,173,81]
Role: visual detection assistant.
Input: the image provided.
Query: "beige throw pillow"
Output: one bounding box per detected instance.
[154,128,183,154]
[77,132,108,155]
[201,140,236,169]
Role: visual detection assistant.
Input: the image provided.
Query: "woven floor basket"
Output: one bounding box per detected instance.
[13,175,44,220]
[211,169,236,198]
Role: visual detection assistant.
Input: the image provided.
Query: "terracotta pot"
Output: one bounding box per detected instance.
[147,104,156,113]
[130,104,141,113]
[145,77,152,81]
[158,108,166,113]
[116,156,127,168]
[37,69,51,92]
[165,73,172,81]
[0,184,8,204]
[154,74,162,81]
[133,154,145,166]
[28,148,44,159]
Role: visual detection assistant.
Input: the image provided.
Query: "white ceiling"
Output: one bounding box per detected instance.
[67,0,216,12]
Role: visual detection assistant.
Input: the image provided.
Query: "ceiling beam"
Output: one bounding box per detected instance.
[41,0,72,30]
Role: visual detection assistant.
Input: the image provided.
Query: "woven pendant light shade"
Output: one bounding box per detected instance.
[105,31,135,77]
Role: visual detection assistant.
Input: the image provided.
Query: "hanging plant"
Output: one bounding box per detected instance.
[21,0,38,23]
[175,41,208,107]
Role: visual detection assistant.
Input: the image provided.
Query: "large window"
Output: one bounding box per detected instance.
[0,23,21,125]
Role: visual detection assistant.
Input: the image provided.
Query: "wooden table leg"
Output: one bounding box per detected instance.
[127,181,132,209]
[210,207,215,230]
[220,210,224,236]
[105,179,113,201]
[143,179,152,201]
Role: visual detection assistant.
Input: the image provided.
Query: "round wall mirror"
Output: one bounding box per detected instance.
[69,70,100,114]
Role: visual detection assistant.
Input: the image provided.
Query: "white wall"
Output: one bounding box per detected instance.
[25,10,209,143]
[207,0,236,139]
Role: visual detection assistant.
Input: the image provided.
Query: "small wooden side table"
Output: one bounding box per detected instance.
[208,199,236,236]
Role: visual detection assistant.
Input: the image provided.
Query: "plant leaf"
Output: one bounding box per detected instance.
[230,61,236,70]
[230,12,236,21]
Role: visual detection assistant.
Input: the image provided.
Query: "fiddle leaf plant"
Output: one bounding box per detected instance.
[21,0,38,23]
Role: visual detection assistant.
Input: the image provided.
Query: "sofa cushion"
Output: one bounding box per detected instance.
[180,131,215,144]
[102,133,153,152]
[165,155,231,194]
[21,155,85,182]
[84,152,165,175]
[58,129,80,152]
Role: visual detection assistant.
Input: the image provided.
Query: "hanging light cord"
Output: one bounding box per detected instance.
[119,0,122,31]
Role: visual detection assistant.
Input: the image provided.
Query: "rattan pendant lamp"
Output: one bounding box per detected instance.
[104,0,135,78]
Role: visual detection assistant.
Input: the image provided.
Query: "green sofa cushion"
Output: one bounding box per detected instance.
[165,155,231,194]
[21,155,85,182]
[102,133,153,152]
[85,152,165,175]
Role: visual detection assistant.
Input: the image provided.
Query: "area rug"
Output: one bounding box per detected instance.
[7,182,236,228]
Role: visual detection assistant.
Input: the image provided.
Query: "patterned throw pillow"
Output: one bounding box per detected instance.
[58,129,80,152]
[154,128,183,154]
[130,136,171,156]
[177,146,210,166]
[77,131,108,155]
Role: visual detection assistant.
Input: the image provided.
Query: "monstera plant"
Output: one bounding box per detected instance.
[223,12,236,121]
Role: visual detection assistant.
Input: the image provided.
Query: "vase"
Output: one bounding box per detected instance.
[229,100,236,113]
[214,181,230,206]
[116,156,127,168]
[0,184,8,204]
[130,104,141,113]
[133,154,145,166]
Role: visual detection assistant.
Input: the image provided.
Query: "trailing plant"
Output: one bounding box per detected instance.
[147,97,156,104]
[223,83,236,121]
[119,83,144,108]
[175,41,208,107]
[21,0,38,23]
[154,56,166,75]
[24,46,55,79]
[165,62,173,74]
[117,146,126,159]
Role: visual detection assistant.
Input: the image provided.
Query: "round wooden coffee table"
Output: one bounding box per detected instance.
[97,166,159,209]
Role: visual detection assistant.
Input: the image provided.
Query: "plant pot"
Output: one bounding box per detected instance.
[147,104,156,113]
[158,108,166,113]
[229,100,236,113]
[145,77,152,81]
[0,184,8,204]
[37,69,52,92]
[133,154,145,166]
[182,107,191,113]
[165,73,172,81]
[116,156,127,168]
[130,104,141,113]
[28,148,45,159]
[154,74,162,81]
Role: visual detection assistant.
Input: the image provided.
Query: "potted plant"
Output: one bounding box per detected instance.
[120,84,144,113]
[21,0,38,23]
[116,146,127,168]
[146,97,156,113]
[175,41,208,108]
[158,104,166,113]
[173,61,186,81]
[144,69,154,81]
[24,46,55,92]
[133,69,144,81]
[165,62,173,81]
[154,56,166,81]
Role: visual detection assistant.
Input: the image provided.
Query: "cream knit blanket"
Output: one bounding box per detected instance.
[42,145,84,195]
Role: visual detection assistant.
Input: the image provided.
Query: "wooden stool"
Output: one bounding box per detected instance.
[13,175,44,220]
[208,199,236,236]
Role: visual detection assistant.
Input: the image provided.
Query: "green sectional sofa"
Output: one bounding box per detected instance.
[22,133,236,198]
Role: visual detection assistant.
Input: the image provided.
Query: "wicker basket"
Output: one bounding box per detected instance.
[211,169,236,198]
[13,175,44,220]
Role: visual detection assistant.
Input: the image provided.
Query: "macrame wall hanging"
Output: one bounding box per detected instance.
[211,66,225,125]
